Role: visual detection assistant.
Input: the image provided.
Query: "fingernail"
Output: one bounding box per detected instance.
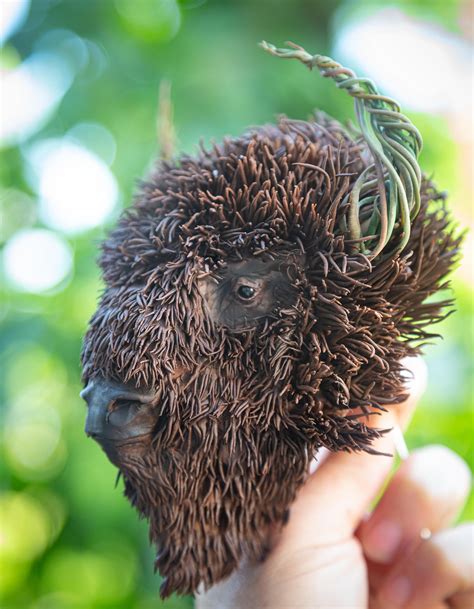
[379,575,411,608]
[364,520,402,563]
[406,445,471,506]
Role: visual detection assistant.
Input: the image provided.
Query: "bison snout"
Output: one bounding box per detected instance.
[81,378,157,442]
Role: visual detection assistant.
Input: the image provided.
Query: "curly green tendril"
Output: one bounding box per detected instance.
[260,41,423,259]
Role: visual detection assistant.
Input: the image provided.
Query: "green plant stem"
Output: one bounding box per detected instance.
[260,40,423,259]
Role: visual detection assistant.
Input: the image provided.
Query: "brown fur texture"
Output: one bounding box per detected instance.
[81,114,460,597]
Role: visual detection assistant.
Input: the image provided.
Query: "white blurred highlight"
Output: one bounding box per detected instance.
[392,424,409,461]
[26,139,118,233]
[334,8,473,115]
[0,0,30,44]
[401,356,428,401]
[0,52,73,147]
[3,228,73,293]
[4,399,65,478]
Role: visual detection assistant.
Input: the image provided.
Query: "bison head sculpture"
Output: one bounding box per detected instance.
[81,45,460,598]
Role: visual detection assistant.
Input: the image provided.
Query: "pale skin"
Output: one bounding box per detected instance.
[196,360,473,609]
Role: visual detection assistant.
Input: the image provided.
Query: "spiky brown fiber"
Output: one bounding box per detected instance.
[81,114,461,597]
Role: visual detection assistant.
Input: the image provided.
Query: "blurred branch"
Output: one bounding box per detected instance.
[157,79,176,161]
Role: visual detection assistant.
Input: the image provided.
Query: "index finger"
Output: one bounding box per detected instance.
[279,357,427,548]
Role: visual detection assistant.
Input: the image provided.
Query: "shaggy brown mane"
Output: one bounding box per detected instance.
[82,115,460,597]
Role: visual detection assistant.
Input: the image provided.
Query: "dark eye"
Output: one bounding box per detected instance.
[236,285,257,301]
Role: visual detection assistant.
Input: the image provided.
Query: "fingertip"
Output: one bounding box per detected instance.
[377,523,474,609]
[359,444,471,567]
[362,519,403,564]
[404,445,472,507]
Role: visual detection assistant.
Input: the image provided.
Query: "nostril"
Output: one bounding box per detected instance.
[81,378,157,440]
[106,399,143,427]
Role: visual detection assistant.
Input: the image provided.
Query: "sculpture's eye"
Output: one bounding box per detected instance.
[235,284,258,302]
[197,254,303,330]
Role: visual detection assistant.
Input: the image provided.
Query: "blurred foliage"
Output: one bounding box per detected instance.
[0,1,472,608]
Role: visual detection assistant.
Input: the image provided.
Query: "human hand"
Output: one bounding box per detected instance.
[196,360,473,609]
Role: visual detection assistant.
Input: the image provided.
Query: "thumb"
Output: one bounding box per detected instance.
[277,358,427,550]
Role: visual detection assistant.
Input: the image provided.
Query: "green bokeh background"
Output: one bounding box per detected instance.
[1,1,472,608]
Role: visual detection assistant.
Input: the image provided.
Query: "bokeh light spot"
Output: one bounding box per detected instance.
[0,0,30,45]
[115,0,181,42]
[0,188,36,243]
[334,7,472,114]
[26,139,119,233]
[4,419,67,479]
[2,228,73,293]
[0,492,51,562]
[41,544,137,604]
[4,343,68,401]
[0,491,66,597]
[0,52,73,147]
[0,556,29,598]
[35,29,90,73]
[3,384,68,481]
